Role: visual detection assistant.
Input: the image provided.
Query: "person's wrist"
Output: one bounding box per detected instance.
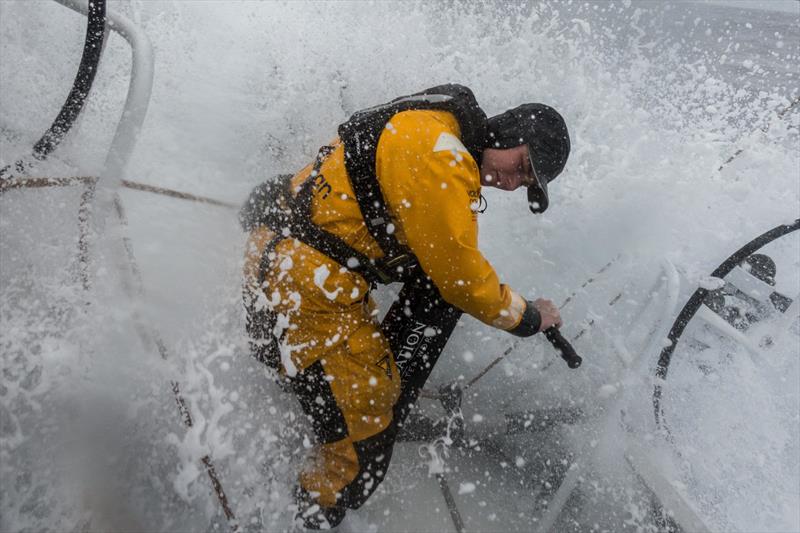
[509,300,541,337]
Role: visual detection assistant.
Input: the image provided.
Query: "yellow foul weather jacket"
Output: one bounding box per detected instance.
[241,105,531,514]
[313,109,524,323]
[244,108,528,367]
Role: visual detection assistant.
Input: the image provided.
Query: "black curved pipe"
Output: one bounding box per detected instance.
[653,218,800,428]
[0,0,106,179]
[34,0,106,159]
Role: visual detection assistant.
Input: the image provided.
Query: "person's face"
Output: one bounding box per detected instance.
[479,144,537,191]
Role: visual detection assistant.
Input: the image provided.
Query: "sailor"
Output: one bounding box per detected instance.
[240,84,570,529]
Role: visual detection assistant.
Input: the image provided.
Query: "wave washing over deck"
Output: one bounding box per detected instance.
[1,1,798,532]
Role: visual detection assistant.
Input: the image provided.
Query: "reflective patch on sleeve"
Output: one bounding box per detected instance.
[433,132,468,154]
[492,290,527,330]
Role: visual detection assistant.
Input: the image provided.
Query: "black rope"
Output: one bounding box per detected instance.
[436,472,465,533]
[1,0,106,179]
[653,218,800,429]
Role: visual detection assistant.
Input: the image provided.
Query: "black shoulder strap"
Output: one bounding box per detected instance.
[343,151,409,261]
[248,147,415,286]
[293,192,380,284]
[289,147,405,286]
[339,84,487,268]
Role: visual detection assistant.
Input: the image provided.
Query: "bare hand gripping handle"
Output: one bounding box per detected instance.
[544,327,582,369]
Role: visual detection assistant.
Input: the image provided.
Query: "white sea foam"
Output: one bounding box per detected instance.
[1,1,797,531]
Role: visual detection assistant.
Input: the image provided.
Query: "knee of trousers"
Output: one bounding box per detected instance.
[336,422,398,509]
[291,326,401,444]
[299,422,398,510]
[293,325,401,509]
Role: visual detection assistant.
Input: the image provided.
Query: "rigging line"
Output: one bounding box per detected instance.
[457,255,621,394]
[569,291,624,342]
[0,176,238,208]
[77,181,95,291]
[0,176,95,192]
[436,472,465,533]
[776,94,800,118]
[120,179,238,208]
[718,94,800,172]
[110,194,239,530]
[465,344,515,389]
[170,380,237,524]
[73,184,241,529]
[559,255,621,310]
[3,2,234,523]
[7,178,242,527]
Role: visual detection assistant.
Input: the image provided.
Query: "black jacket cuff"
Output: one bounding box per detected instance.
[509,300,541,337]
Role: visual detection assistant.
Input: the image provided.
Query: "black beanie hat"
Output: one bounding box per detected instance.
[486,103,570,213]
[487,103,570,182]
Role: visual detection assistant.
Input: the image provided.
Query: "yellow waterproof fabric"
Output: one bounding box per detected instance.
[244,234,399,507]
[243,108,526,510]
[294,109,523,330]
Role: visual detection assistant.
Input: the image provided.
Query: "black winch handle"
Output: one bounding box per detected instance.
[544,327,583,369]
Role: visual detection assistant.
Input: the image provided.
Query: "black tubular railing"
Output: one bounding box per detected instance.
[653,218,800,429]
[0,0,106,179]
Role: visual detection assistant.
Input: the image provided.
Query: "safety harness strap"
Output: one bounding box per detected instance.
[340,141,409,262]
[248,85,488,288]
[339,84,488,274]
[253,147,411,286]
[294,182,418,284]
[291,181,387,286]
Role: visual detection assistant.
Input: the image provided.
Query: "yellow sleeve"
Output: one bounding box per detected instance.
[377,111,527,329]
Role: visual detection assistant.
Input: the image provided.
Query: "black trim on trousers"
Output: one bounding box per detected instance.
[338,278,463,509]
[384,278,463,424]
[293,361,349,444]
[338,423,398,508]
[243,236,282,368]
[294,486,346,529]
